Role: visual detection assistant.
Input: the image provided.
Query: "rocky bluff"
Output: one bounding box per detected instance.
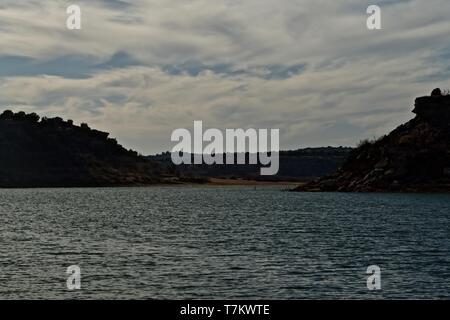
[295,89,450,192]
[0,111,160,187]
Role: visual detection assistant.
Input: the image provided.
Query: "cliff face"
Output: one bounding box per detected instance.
[295,90,450,192]
[0,111,159,187]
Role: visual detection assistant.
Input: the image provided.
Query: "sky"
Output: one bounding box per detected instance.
[0,0,450,154]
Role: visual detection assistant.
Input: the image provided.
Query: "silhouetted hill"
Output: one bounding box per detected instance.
[0,110,159,187]
[0,110,352,187]
[295,89,450,192]
[148,147,352,182]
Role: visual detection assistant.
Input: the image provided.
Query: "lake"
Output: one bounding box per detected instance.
[0,186,449,299]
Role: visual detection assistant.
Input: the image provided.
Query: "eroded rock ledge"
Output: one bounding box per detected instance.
[294,89,450,193]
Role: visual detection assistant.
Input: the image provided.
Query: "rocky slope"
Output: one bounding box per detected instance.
[0,111,160,187]
[294,89,450,192]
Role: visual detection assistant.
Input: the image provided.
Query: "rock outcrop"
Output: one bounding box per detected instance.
[294,89,450,192]
[0,111,160,187]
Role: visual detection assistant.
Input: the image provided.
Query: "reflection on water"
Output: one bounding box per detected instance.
[0,186,449,299]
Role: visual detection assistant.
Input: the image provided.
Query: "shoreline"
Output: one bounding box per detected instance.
[205,178,303,186]
[0,178,306,189]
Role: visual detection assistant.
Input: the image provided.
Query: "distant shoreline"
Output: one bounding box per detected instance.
[0,179,306,189]
[205,178,303,186]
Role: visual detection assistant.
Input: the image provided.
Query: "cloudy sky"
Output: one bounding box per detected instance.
[0,0,449,154]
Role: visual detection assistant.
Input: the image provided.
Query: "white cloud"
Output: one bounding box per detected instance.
[0,0,450,153]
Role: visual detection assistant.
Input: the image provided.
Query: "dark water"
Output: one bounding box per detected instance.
[0,186,449,299]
